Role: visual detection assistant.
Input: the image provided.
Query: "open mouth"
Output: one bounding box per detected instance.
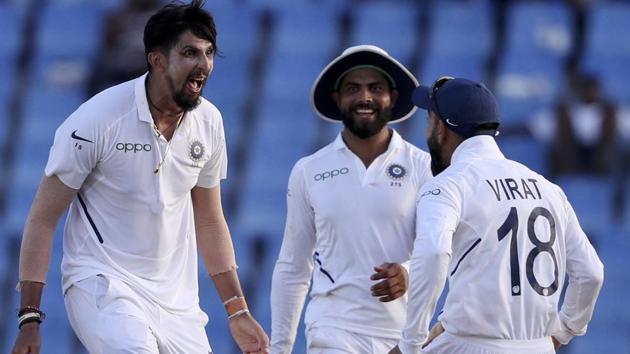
[186,76,205,94]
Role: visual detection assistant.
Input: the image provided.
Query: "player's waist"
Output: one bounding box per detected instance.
[305,292,406,339]
[442,332,554,353]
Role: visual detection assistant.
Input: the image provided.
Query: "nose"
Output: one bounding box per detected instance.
[200,54,213,74]
[358,86,373,103]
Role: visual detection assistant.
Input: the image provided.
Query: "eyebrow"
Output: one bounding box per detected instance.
[180,44,214,52]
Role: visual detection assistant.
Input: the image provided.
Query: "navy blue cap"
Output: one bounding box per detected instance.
[412,78,500,138]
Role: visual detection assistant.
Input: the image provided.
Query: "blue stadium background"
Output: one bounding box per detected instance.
[0,0,629,353]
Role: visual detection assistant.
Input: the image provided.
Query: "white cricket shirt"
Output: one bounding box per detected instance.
[271,130,432,353]
[45,73,227,312]
[399,136,604,354]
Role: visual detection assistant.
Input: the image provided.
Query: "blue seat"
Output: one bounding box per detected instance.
[504,2,573,60]
[204,2,258,59]
[496,136,546,175]
[36,2,106,60]
[429,0,494,59]
[273,4,339,56]
[581,2,630,105]
[556,175,613,241]
[262,53,327,103]
[349,1,420,63]
[0,3,26,58]
[495,54,563,124]
[419,55,487,88]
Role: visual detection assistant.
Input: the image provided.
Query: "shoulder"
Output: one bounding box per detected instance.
[78,80,137,121]
[289,141,339,180]
[58,80,136,138]
[402,140,431,167]
[194,97,223,123]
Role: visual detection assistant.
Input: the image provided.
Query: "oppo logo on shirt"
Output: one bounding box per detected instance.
[314,167,349,181]
[115,142,152,153]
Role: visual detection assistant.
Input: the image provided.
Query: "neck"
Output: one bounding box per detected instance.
[342,127,392,167]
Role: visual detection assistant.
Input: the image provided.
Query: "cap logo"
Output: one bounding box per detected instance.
[445,118,459,126]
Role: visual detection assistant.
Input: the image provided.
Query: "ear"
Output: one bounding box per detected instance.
[390,89,399,106]
[434,117,449,144]
[147,51,166,72]
[332,91,340,106]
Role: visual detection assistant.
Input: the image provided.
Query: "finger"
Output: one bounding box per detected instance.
[370,270,388,280]
[372,283,403,297]
[371,287,391,297]
[379,290,404,302]
[370,279,391,292]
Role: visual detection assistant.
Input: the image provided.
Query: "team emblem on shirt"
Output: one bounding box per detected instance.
[386,163,406,180]
[189,140,205,162]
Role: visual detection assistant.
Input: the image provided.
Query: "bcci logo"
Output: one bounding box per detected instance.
[386,163,406,180]
[189,140,205,162]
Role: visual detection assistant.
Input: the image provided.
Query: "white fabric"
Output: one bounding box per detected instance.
[45,73,228,312]
[64,274,211,354]
[271,130,432,354]
[306,326,398,354]
[422,332,554,354]
[399,136,604,354]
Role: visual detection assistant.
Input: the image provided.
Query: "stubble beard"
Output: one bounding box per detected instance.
[427,126,449,176]
[166,71,202,112]
[340,102,391,139]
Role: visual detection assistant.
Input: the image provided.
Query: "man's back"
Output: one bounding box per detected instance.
[417,136,603,341]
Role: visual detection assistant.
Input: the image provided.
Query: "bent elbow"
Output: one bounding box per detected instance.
[583,259,604,290]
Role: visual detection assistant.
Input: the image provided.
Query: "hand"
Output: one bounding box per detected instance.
[552,336,561,349]
[11,322,41,354]
[388,345,402,354]
[370,263,408,302]
[228,312,269,354]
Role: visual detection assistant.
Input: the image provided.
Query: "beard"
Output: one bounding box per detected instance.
[340,102,391,139]
[427,126,449,176]
[166,71,203,112]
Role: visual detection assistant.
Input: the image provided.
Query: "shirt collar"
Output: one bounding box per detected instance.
[332,128,404,152]
[451,135,504,165]
[134,72,153,124]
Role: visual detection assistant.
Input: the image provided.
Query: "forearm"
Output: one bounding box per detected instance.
[18,217,57,286]
[400,250,449,354]
[211,269,244,302]
[19,175,76,287]
[196,217,237,278]
[270,261,312,353]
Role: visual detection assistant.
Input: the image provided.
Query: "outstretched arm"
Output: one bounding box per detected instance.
[12,175,78,354]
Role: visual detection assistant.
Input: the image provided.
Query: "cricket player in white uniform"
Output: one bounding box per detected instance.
[11,1,269,353]
[270,45,433,354]
[390,77,605,354]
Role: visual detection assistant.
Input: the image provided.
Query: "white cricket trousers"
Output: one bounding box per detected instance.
[422,332,555,354]
[64,274,212,354]
[306,326,398,354]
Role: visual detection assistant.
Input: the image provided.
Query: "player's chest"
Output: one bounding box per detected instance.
[308,160,418,218]
[98,126,211,196]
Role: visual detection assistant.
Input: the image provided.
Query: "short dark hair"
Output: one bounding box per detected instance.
[143,0,218,69]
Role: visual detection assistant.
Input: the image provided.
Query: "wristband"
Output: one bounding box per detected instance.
[18,312,42,329]
[227,308,249,320]
[223,296,247,316]
[18,306,45,319]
